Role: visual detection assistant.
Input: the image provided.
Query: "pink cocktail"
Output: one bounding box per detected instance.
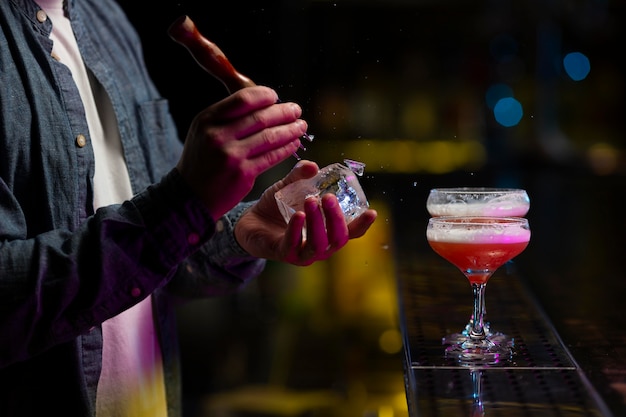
[428,234,530,285]
[427,216,531,365]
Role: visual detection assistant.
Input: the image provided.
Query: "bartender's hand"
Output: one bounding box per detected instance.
[177,86,305,219]
[234,160,378,266]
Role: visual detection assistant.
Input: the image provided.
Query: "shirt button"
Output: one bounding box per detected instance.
[75,134,86,147]
[36,10,47,23]
[131,288,141,298]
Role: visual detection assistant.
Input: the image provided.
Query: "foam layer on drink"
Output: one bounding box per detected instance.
[427,201,529,217]
[427,222,531,244]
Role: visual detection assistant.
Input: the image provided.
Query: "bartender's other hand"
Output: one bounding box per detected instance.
[234,160,378,266]
[177,86,306,219]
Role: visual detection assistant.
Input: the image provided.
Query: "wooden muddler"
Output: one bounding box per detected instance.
[167,15,256,93]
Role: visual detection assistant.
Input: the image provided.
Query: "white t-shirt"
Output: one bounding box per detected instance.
[33,1,167,416]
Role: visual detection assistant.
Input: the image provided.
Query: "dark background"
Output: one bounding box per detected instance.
[117,1,626,416]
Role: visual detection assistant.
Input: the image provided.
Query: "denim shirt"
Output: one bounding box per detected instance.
[0,0,265,415]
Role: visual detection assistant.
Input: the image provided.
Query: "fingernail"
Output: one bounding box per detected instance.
[291,103,302,114]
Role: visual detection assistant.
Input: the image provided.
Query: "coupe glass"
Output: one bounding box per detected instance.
[426,216,531,365]
[426,187,530,218]
[426,187,530,346]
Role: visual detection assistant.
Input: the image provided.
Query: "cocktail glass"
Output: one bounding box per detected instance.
[426,216,531,365]
[426,187,530,218]
[426,187,530,346]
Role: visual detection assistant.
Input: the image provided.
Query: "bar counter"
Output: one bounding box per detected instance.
[385,167,626,417]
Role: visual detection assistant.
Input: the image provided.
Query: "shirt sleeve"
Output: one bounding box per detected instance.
[0,167,263,366]
[167,198,267,299]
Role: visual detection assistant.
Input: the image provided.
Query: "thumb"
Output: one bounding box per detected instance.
[261,160,320,200]
[282,159,319,185]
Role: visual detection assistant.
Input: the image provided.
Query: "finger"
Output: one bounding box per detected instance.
[244,118,307,160]
[283,160,319,183]
[243,137,302,178]
[208,86,279,121]
[302,196,329,256]
[234,102,303,141]
[281,211,306,262]
[320,194,349,250]
[222,123,304,182]
[347,209,378,239]
[259,159,319,200]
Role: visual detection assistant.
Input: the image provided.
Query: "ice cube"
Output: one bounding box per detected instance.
[343,159,366,176]
[274,162,369,225]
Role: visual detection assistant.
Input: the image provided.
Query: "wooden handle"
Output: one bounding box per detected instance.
[168,15,256,94]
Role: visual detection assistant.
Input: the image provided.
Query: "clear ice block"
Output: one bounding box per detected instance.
[274,161,369,225]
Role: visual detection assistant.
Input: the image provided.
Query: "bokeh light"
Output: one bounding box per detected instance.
[563,52,591,81]
[379,329,403,354]
[493,97,523,127]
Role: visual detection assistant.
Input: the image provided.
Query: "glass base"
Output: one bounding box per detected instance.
[445,337,514,366]
[442,331,470,345]
[442,322,515,348]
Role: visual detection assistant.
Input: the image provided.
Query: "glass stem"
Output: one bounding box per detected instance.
[469,283,487,340]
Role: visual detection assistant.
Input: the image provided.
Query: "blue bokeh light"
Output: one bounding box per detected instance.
[563,52,590,81]
[493,97,523,127]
